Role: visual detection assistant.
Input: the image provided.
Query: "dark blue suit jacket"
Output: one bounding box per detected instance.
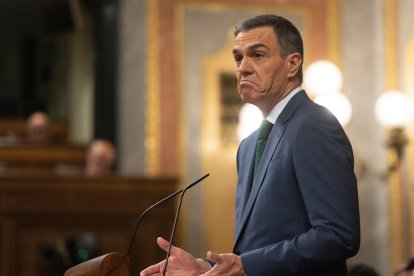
[233,91,360,275]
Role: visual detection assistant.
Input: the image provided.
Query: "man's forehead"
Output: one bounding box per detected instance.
[234,26,276,48]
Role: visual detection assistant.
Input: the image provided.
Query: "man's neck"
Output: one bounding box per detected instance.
[261,82,301,117]
[265,86,302,124]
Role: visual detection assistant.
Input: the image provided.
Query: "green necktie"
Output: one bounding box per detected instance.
[254,120,273,176]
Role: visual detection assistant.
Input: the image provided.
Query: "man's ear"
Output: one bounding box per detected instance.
[286,53,302,79]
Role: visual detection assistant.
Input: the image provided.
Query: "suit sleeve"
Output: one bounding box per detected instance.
[240,108,360,275]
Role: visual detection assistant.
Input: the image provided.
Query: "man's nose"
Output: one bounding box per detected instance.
[238,57,253,75]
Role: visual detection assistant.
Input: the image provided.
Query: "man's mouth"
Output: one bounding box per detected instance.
[240,79,260,90]
[240,79,256,86]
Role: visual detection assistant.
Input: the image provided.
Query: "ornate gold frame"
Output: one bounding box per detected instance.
[145,0,161,175]
[174,0,337,253]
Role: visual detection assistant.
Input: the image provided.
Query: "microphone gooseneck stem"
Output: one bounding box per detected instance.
[162,191,186,276]
[162,173,209,276]
[126,173,209,259]
[126,189,182,257]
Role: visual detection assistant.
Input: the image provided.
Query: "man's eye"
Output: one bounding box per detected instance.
[255,52,264,59]
[234,55,242,62]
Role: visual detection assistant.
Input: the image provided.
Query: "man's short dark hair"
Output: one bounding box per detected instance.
[234,14,304,82]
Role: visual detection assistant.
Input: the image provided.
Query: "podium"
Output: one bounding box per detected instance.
[63,252,130,276]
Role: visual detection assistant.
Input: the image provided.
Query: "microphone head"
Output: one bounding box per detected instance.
[184,173,209,191]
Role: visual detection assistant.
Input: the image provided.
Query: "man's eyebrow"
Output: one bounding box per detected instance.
[247,43,270,51]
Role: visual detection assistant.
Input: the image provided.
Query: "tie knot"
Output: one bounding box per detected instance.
[257,120,273,139]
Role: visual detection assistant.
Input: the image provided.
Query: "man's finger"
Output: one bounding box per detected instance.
[157,236,184,257]
[140,261,163,276]
[207,251,224,264]
[156,236,171,252]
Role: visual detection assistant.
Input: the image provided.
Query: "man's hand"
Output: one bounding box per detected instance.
[201,251,245,276]
[139,237,210,276]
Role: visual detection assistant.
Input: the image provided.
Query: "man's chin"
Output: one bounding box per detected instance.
[239,90,259,103]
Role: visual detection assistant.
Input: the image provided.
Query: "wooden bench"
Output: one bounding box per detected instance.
[0,117,68,142]
[0,175,178,276]
[0,143,87,175]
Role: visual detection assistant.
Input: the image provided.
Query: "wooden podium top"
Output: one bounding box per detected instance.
[63,252,130,276]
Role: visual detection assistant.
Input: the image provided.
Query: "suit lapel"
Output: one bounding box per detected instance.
[234,123,285,245]
[235,137,256,231]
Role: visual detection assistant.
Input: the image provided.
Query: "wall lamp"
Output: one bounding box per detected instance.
[375,90,411,172]
[303,60,352,127]
[302,60,413,177]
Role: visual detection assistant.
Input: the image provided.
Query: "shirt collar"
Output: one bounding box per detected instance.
[266,87,302,124]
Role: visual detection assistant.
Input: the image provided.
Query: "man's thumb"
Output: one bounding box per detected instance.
[207,251,223,264]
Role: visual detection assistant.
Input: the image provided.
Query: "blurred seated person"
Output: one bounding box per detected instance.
[26,111,50,143]
[85,139,116,176]
[394,257,414,276]
[348,263,380,276]
[54,139,116,176]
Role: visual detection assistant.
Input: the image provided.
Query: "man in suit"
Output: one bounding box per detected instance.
[140,14,360,276]
[26,111,51,143]
[85,139,116,176]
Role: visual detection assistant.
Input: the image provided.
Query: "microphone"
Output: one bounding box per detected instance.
[64,175,209,276]
[126,173,209,258]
